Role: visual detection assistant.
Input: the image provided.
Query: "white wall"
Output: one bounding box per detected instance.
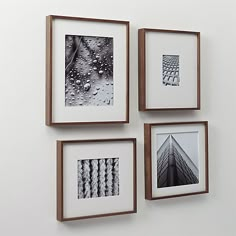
[0,0,235,235]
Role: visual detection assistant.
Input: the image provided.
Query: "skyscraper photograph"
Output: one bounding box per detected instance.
[156,133,199,188]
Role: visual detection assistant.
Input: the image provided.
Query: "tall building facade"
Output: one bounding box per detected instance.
[157,135,199,188]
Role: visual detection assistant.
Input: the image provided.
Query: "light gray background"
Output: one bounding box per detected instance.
[0,0,235,235]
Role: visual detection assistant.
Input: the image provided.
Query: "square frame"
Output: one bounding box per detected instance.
[144,121,208,200]
[46,15,129,125]
[139,28,200,111]
[57,138,137,221]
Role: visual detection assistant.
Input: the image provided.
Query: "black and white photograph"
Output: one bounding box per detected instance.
[77,157,119,199]
[162,55,180,86]
[156,132,199,188]
[65,35,114,106]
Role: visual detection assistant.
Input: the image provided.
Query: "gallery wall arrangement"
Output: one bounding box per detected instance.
[45,15,209,222]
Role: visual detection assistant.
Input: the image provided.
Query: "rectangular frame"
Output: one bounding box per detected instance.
[46,15,129,125]
[139,28,200,111]
[57,138,137,221]
[144,121,208,200]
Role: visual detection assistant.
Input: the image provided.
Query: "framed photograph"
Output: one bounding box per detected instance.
[46,15,129,125]
[139,28,200,111]
[144,121,208,200]
[57,138,136,221]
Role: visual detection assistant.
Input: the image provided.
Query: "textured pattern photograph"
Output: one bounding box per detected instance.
[156,132,199,188]
[162,55,180,86]
[77,157,119,199]
[65,35,113,106]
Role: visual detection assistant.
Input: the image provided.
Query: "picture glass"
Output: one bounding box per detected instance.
[145,31,198,109]
[151,123,207,198]
[62,140,135,219]
[49,16,128,123]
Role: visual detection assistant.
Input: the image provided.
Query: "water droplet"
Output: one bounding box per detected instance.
[93,91,98,95]
[106,82,109,85]
[87,80,90,83]
[93,67,97,71]
[88,72,91,76]
[96,87,100,90]
[71,92,75,96]
[84,83,91,91]
[99,70,104,74]
[79,102,83,105]
[93,60,97,63]
[76,80,81,84]
[97,43,101,47]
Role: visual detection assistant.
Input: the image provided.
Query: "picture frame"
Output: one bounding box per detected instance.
[46,15,129,125]
[139,28,200,111]
[57,138,137,221]
[144,121,208,200]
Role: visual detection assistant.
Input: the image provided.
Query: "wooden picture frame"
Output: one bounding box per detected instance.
[46,15,129,125]
[57,138,137,221]
[144,121,208,200]
[139,28,200,111]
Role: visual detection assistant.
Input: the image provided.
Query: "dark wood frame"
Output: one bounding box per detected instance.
[46,15,130,125]
[144,121,209,200]
[138,28,201,111]
[57,138,137,221]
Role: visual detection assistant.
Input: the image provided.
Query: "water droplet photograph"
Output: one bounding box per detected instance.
[65,35,114,107]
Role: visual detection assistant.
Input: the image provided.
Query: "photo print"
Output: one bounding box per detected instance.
[77,157,119,199]
[156,132,199,188]
[162,55,180,86]
[65,35,113,106]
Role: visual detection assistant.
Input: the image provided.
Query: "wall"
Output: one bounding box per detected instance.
[0,0,235,235]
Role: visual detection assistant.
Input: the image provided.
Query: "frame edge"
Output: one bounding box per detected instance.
[57,141,64,221]
[138,29,146,111]
[46,15,53,126]
[144,124,152,199]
